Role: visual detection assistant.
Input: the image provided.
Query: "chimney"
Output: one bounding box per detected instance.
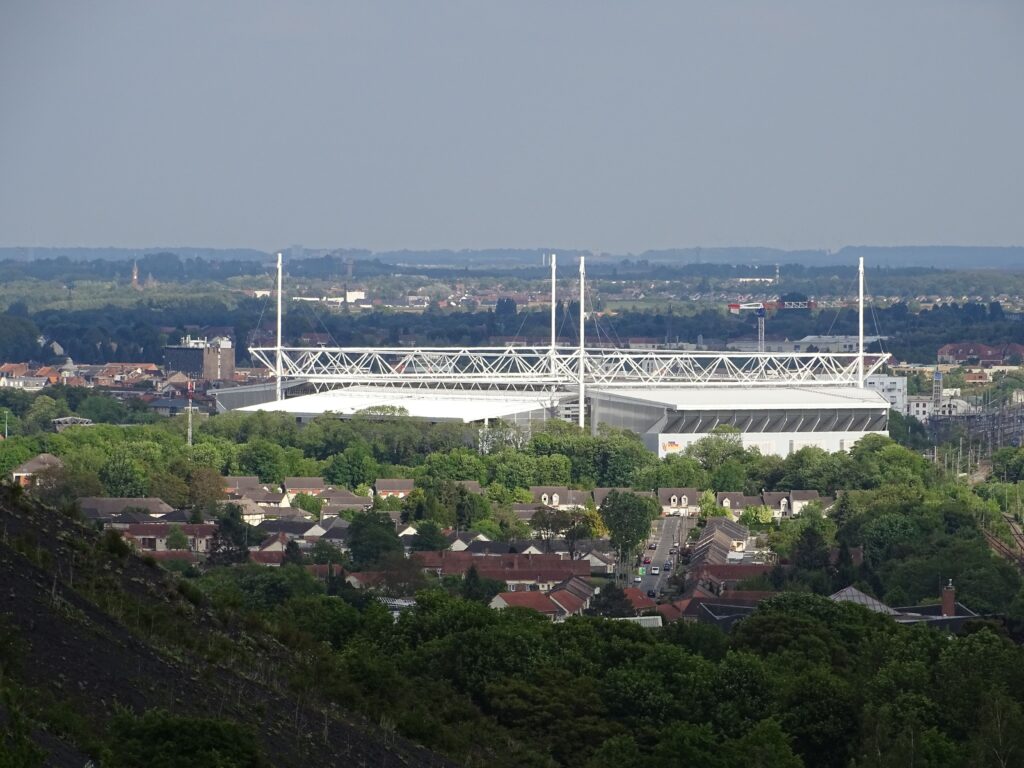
[942,579,956,617]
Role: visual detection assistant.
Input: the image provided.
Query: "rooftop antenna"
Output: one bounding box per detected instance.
[276,252,283,401]
[578,255,586,429]
[858,256,865,388]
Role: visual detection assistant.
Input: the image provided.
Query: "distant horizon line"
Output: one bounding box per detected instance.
[2,243,1022,255]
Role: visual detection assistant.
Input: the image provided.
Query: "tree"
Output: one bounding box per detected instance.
[410,519,448,551]
[99,449,149,497]
[188,466,226,508]
[22,394,66,434]
[586,582,635,617]
[149,470,189,508]
[461,565,505,603]
[601,491,658,579]
[237,439,288,484]
[793,527,830,571]
[454,485,491,531]
[347,512,402,570]
[207,504,250,566]
[282,539,305,566]
[585,735,641,768]
[712,458,747,492]
[106,709,269,768]
[686,427,744,471]
[166,524,188,551]
[291,492,323,517]
[699,489,722,520]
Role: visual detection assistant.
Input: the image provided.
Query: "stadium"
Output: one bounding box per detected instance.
[218,255,890,457]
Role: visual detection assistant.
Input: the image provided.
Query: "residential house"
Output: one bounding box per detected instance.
[345,572,388,589]
[465,540,513,556]
[413,550,588,592]
[760,492,792,519]
[121,522,216,554]
[580,549,616,576]
[218,497,266,526]
[831,582,978,633]
[489,575,595,620]
[223,476,266,497]
[510,503,546,528]
[690,563,776,595]
[529,486,570,508]
[249,531,289,566]
[10,453,63,487]
[657,487,701,517]
[454,480,485,495]
[789,490,821,515]
[241,488,289,508]
[489,591,562,619]
[447,531,491,552]
[622,588,657,613]
[375,478,415,499]
[78,497,174,521]
[283,477,326,502]
[319,487,372,515]
[715,492,763,514]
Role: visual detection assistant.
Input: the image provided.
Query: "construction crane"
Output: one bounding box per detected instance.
[727,299,851,353]
[728,302,768,353]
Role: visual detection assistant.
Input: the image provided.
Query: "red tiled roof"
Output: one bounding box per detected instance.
[656,602,685,623]
[250,551,283,565]
[496,591,559,614]
[306,564,345,580]
[623,588,657,612]
[696,564,775,581]
[548,590,585,615]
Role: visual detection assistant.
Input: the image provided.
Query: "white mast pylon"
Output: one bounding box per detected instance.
[858,256,865,388]
[550,253,557,379]
[276,252,283,401]
[578,255,586,428]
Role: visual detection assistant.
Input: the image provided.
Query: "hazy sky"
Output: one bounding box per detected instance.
[1,1,1021,253]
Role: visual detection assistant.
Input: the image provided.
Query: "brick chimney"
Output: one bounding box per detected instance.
[941,579,956,618]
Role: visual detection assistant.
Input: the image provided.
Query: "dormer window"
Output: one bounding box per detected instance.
[780,498,789,513]
[552,493,560,506]
[670,495,678,507]
[723,498,731,509]
[681,495,688,507]
[541,493,549,505]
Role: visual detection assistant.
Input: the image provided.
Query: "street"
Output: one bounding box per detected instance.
[636,514,696,597]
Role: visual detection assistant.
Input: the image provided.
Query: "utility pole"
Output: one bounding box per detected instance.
[186,379,194,447]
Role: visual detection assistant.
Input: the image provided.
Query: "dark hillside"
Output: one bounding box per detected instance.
[0,484,455,767]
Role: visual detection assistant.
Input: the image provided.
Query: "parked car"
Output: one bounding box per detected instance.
[664,561,672,570]
[648,543,658,550]
[633,575,642,583]
[643,556,652,564]
[669,547,678,555]
[647,589,657,598]
[651,566,660,575]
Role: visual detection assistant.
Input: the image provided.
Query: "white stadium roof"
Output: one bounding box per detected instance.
[237,386,562,423]
[591,386,890,411]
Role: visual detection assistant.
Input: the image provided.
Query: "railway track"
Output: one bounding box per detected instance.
[984,516,1024,569]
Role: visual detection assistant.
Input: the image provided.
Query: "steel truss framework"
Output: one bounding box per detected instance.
[249,346,887,391]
